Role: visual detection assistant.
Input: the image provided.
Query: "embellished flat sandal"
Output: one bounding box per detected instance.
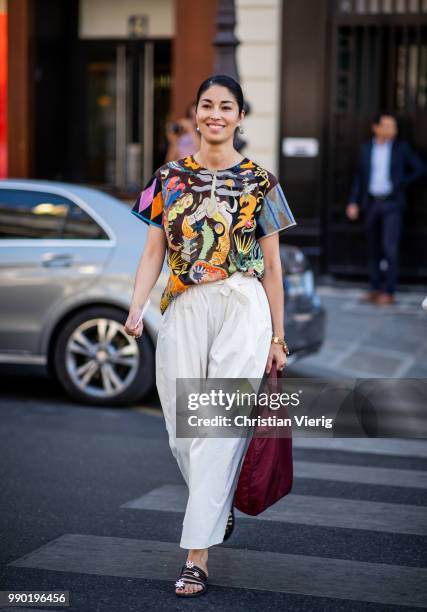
[175,559,208,597]
[223,506,235,542]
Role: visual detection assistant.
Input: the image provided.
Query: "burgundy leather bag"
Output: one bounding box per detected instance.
[233,361,293,516]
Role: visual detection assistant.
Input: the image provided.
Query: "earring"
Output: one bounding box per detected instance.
[238,125,244,134]
[196,126,200,132]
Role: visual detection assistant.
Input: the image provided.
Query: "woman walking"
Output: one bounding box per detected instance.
[124,75,296,597]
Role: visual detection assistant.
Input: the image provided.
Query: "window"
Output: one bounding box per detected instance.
[62,202,108,239]
[337,0,427,12]
[0,190,108,240]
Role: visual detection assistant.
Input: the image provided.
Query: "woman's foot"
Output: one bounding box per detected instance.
[175,549,208,595]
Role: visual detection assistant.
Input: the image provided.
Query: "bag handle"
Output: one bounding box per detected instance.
[268,360,283,392]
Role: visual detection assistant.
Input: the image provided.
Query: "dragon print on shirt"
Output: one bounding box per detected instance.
[131,154,296,314]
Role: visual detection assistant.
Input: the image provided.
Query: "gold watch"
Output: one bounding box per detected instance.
[271,335,290,356]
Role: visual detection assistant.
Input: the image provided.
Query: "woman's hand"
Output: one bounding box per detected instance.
[265,343,287,374]
[124,308,144,339]
[165,123,180,145]
[346,202,360,220]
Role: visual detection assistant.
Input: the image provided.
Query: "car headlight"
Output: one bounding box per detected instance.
[281,247,315,298]
[280,245,307,274]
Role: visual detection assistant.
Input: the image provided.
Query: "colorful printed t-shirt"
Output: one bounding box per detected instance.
[131,154,296,315]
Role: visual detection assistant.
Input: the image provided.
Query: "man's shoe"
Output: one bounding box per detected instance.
[375,292,396,305]
[359,290,381,304]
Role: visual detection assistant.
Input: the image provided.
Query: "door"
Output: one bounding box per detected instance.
[326,1,427,279]
[0,188,113,357]
[71,39,171,193]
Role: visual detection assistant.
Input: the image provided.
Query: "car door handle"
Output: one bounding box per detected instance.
[41,253,75,267]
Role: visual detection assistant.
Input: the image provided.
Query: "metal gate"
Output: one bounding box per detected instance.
[326,0,427,279]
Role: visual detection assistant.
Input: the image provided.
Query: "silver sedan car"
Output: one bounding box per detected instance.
[0,180,325,406]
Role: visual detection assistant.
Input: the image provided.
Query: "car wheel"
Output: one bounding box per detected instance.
[54,306,154,406]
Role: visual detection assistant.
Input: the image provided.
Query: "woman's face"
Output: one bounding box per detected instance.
[196,85,243,144]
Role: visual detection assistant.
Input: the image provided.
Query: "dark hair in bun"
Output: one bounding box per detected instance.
[196,74,244,114]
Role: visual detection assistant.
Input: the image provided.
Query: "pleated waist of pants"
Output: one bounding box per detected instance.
[182,271,260,307]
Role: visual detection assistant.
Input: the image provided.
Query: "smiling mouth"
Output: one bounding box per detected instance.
[206,124,225,129]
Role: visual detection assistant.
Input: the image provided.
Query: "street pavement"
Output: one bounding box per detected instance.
[0,382,426,611]
[1,284,426,610]
[288,284,427,379]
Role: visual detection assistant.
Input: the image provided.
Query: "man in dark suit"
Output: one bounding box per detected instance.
[346,113,426,305]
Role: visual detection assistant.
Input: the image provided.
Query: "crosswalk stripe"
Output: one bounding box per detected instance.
[293,437,427,458]
[294,460,427,488]
[8,534,427,607]
[122,484,427,535]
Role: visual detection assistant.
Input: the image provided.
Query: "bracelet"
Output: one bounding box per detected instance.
[271,335,290,356]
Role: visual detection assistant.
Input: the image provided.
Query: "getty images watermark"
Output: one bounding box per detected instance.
[175,377,427,438]
[186,386,331,429]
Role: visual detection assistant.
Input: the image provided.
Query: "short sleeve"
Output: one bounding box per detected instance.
[130,170,164,228]
[255,174,296,241]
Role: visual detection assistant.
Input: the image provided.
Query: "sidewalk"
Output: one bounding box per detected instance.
[288,284,427,379]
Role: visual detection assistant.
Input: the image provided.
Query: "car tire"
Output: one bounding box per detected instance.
[53,306,155,406]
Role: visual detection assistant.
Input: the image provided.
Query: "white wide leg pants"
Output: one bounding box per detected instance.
[155,271,273,549]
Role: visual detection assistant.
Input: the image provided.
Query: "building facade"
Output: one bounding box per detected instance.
[3,0,427,279]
